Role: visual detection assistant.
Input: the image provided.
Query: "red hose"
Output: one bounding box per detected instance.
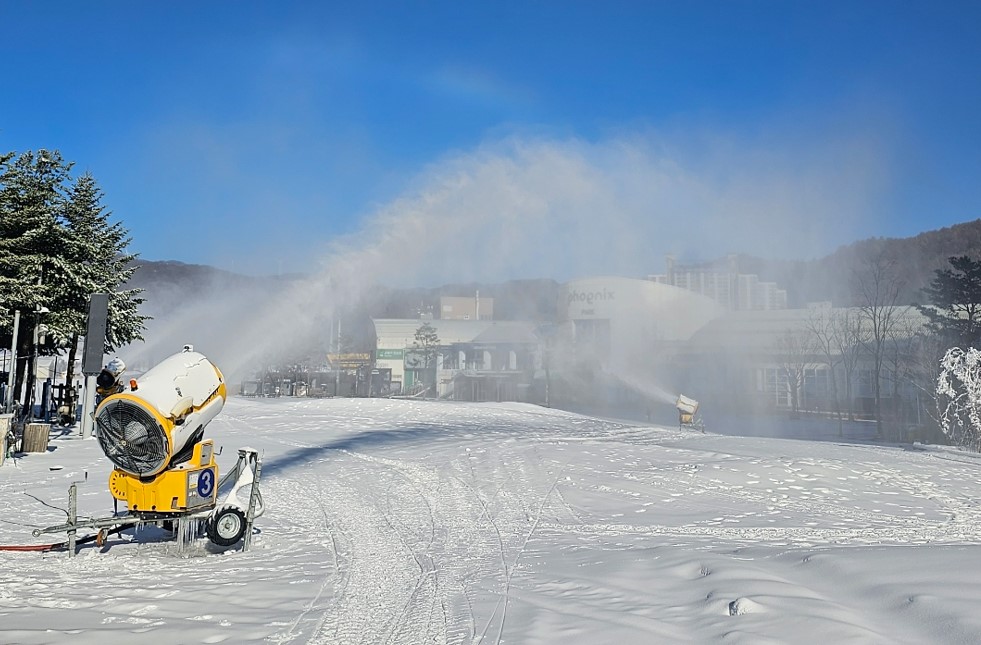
[0,525,127,552]
[0,542,65,552]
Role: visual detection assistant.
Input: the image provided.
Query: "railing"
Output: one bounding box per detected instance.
[402,383,432,398]
[439,381,455,400]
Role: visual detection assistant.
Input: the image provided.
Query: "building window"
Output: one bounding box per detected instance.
[759,367,790,408]
[856,369,874,398]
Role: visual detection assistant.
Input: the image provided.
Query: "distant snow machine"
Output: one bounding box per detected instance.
[32,347,264,556]
[676,394,705,432]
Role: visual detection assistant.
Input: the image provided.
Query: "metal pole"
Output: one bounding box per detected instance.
[334,318,341,397]
[27,310,42,420]
[51,356,58,422]
[5,310,19,414]
[68,483,77,557]
[80,374,97,439]
[544,339,551,408]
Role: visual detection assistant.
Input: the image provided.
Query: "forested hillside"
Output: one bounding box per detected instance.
[128,218,981,331]
[741,219,981,306]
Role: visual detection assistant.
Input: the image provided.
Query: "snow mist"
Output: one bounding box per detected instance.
[122,131,888,386]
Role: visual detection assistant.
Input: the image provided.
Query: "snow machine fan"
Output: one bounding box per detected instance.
[96,347,226,516]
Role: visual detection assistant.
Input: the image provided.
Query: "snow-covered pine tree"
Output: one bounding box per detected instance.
[57,172,148,412]
[0,150,73,410]
[1,151,148,416]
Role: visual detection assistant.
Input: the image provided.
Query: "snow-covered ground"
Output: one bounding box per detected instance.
[3,397,981,644]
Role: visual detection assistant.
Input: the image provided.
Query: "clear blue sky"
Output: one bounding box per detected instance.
[1,1,980,277]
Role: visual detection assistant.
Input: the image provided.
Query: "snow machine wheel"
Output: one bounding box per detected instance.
[207,507,247,546]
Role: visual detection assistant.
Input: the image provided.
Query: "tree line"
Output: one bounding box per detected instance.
[776,250,981,446]
[0,149,147,417]
[738,218,981,307]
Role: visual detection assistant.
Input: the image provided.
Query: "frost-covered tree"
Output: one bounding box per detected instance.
[937,347,981,452]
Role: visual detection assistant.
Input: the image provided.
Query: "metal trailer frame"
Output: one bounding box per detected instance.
[33,448,263,557]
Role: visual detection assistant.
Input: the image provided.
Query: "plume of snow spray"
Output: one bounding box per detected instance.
[602,368,679,406]
[124,133,888,382]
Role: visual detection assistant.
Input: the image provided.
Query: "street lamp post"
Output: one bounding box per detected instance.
[535,323,557,409]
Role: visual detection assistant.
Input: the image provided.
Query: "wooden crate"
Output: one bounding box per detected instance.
[21,422,51,453]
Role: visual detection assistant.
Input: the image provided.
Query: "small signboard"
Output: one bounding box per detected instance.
[327,353,372,369]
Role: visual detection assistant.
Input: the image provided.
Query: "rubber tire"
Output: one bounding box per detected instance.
[207,507,247,547]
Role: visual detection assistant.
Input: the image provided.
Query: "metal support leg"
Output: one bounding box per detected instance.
[242,454,262,552]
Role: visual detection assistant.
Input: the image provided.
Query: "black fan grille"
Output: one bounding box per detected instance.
[96,399,169,475]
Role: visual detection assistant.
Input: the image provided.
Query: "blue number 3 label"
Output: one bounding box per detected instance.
[198,468,215,497]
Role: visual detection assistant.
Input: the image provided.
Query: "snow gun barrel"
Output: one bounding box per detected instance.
[676,394,699,426]
[676,394,699,416]
[94,347,226,477]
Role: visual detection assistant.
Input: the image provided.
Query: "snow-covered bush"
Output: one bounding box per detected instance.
[937,347,981,451]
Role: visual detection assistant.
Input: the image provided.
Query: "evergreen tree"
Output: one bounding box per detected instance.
[917,255,981,349]
[0,150,71,308]
[0,150,72,410]
[412,322,440,394]
[56,173,148,412]
[0,150,148,417]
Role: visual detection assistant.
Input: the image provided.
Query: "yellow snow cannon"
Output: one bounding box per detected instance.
[95,347,226,515]
[676,394,704,431]
[31,346,264,554]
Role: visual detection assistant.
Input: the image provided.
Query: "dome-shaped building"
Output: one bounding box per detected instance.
[549,277,724,418]
[558,276,724,374]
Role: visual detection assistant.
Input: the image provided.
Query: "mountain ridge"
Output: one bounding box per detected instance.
[127,218,981,314]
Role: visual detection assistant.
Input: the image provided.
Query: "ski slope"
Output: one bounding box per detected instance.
[3,397,981,644]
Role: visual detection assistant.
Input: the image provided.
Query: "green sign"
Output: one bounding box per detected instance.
[376,348,404,360]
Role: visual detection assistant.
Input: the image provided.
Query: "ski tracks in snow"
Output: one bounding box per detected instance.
[270,448,491,644]
[263,429,576,645]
